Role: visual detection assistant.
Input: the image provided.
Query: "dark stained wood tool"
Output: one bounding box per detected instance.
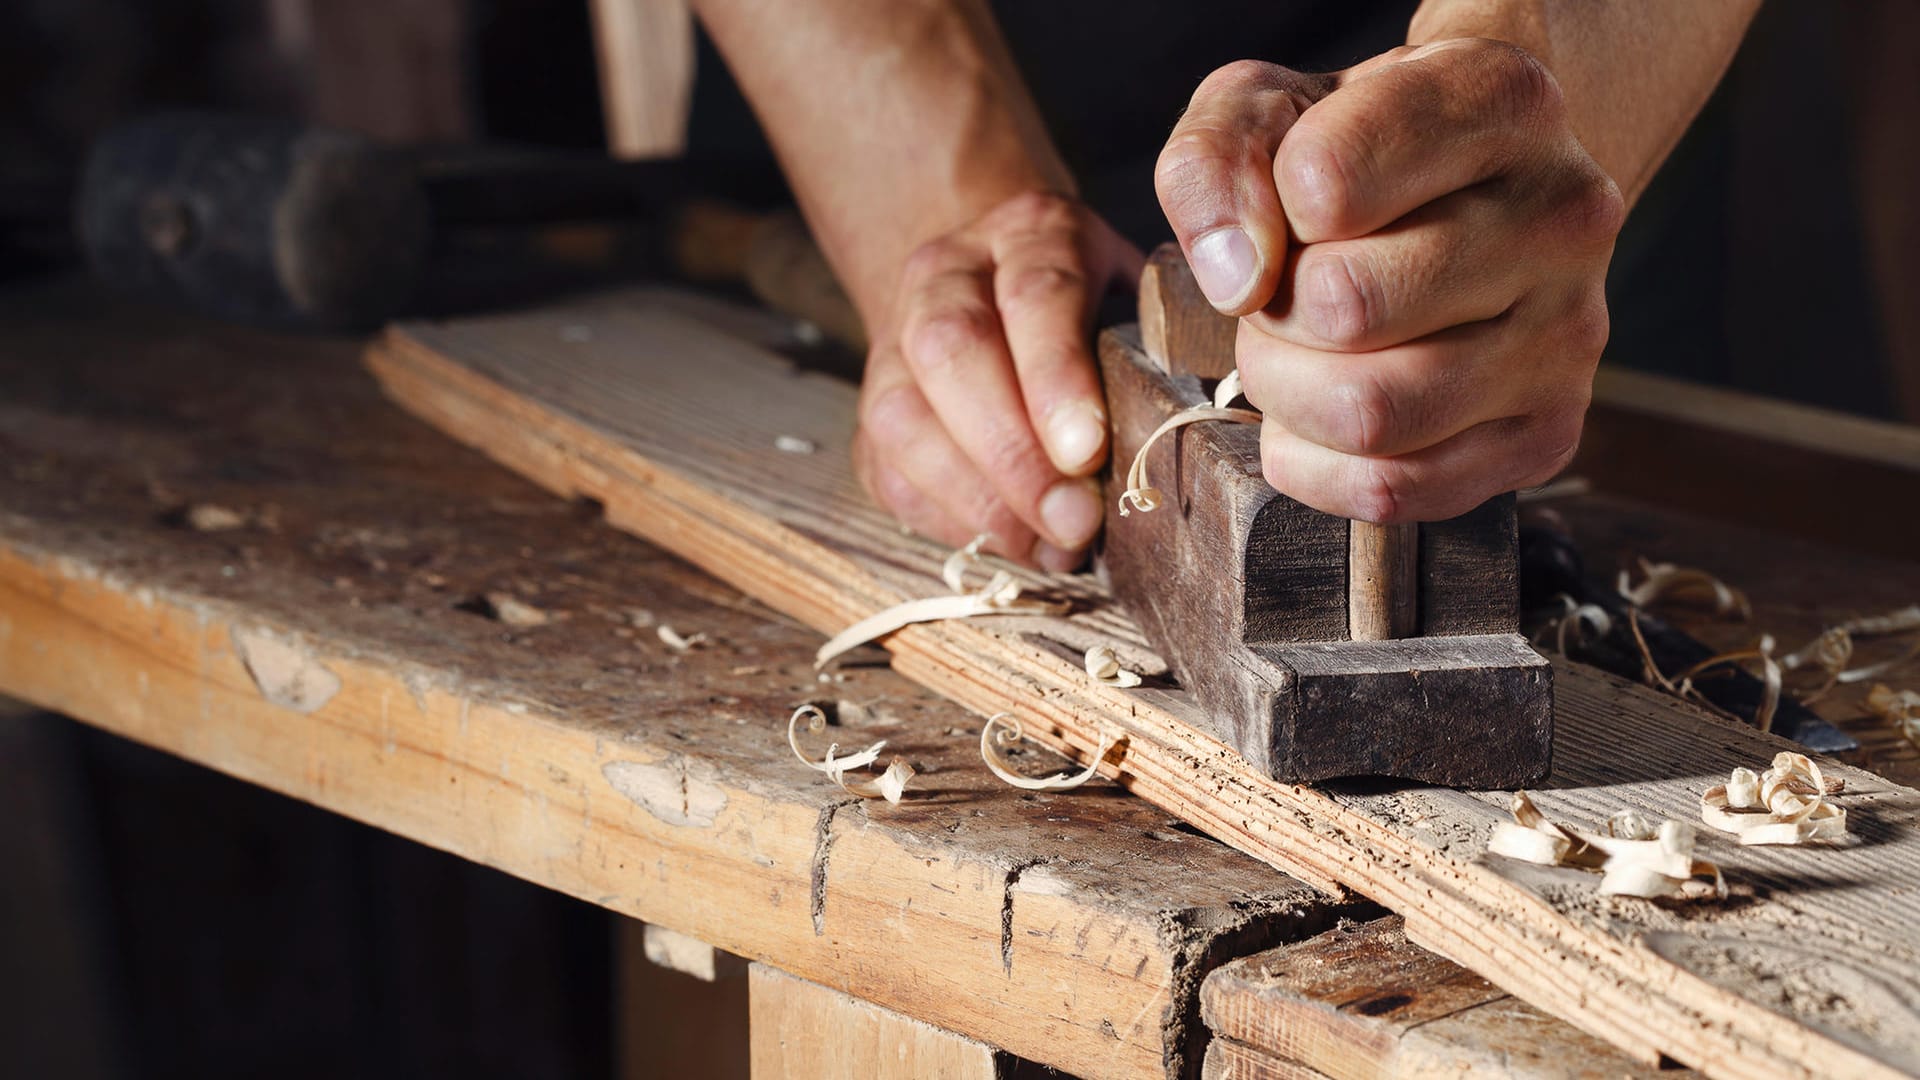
[1098,244,1553,787]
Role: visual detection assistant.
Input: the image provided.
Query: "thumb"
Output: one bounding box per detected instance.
[1155,61,1331,316]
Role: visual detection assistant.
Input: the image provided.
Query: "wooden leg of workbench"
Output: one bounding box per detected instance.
[747,964,1011,1080]
[618,919,750,1080]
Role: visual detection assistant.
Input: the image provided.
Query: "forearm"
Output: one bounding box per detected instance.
[689,0,1070,326]
[1408,0,1761,205]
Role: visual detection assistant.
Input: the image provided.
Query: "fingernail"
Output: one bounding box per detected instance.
[1038,478,1104,549]
[1044,400,1108,472]
[1030,539,1084,573]
[1189,227,1257,310]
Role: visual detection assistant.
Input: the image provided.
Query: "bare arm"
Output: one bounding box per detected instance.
[692,0,1140,569]
[688,0,1067,327]
[1408,0,1762,205]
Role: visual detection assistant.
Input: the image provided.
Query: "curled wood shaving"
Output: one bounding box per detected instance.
[657,624,708,652]
[1547,593,1612,655]
[979,713,1118,791]
[1867,684,1920,748]
[1117,407,1260,516]
[1700,752,1848,845]
[1212,370,1245,409]
[941,533,989,593]
[1839,604,1920,637]
[1084,644,1142,688]
[787,705,914,804]
[1617,558,1750,620]
[814,569,1067,667]
[1487,791,1724,900]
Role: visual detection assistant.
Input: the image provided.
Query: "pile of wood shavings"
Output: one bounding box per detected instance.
[1700,752,1848,845]
[1487,791,1724,900]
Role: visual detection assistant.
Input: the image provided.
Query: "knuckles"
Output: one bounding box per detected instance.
[901,305,999,378]
[988,189,1079,234]
[1273,129,1359,241]
[859,379,932,451]
[1296,252,1377,349]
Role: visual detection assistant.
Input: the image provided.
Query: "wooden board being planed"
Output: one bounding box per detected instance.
[368,291,1920,1079]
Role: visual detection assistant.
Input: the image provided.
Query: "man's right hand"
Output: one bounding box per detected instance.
[853,191,1144,571]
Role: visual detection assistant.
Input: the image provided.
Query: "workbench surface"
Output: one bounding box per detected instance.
[3,279,1916,1078]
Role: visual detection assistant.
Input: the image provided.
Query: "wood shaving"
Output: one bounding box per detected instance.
[1212,370,1245,409]
[1616,558,1750,620]
[1867,684,1920,748]
[1547,593,1612,655]
[1487,791,1724,900]
[773,435,817,454]
[1700,752,1848,845]
[979,713,1118,792]
[186,503,248,531]
[816,540,1067,667]
[1084,644,1142,688]
[658,624,708,652]
[486,592,550,628]
[787,705,914,804]
[941,533,989,593]
[1839,604,1920,637]
[1117,407,1260,516]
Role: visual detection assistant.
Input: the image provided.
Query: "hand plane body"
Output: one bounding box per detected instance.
[1097,249,1552,788]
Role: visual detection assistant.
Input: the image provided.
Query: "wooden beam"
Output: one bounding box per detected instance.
[749,964,1010,1079]
[366,291,1920,1079]
[1200,917,1679,1079]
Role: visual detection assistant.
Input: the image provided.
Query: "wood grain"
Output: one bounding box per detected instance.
[0,283,1351,1080]
[1201,917,1678,1079]
[749,964,1008,1079]
[368,290,1920,1079]
[1346,522,1416,641]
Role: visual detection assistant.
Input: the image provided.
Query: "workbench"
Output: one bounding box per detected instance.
[3,278,1917,1079]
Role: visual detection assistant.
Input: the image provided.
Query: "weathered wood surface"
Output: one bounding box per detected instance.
[749,964,1013,1080]
[0,283,1356,1080]
[1201,917,1678,1079]
[368,288,1920,1078]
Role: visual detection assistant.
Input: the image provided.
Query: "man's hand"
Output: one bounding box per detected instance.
[853,192,1143,570]
[1155,40,1626,523]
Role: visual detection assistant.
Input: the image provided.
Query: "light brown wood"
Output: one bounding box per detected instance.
[589,0,695,159]
[365,290,1920,1079]
[0,283,1351,1080]
[1201,917,1677,1079]
[1345,522,1417,641]
[1201,1039,1337,1080]
[749,964,1006,1080]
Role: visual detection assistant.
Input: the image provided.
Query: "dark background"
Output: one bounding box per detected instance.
[1,2,1915,1078]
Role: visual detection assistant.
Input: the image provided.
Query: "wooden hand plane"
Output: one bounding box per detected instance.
[1097,245,1552,788]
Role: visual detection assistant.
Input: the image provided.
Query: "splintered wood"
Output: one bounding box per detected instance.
[368,291,1920,1079]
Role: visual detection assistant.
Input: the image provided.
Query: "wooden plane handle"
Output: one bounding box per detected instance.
[1348,520,1418,640]
[1134,242,1420,641]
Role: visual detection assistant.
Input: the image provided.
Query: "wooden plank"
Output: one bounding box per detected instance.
[1201,1038,1330,1080]
[749,964,1007,1080]
[588,0,695,159]
[367,289,1920,1079]
[0,282,1347,1080]
[1576,365,1920,561]
[1200,917,1677,1079]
